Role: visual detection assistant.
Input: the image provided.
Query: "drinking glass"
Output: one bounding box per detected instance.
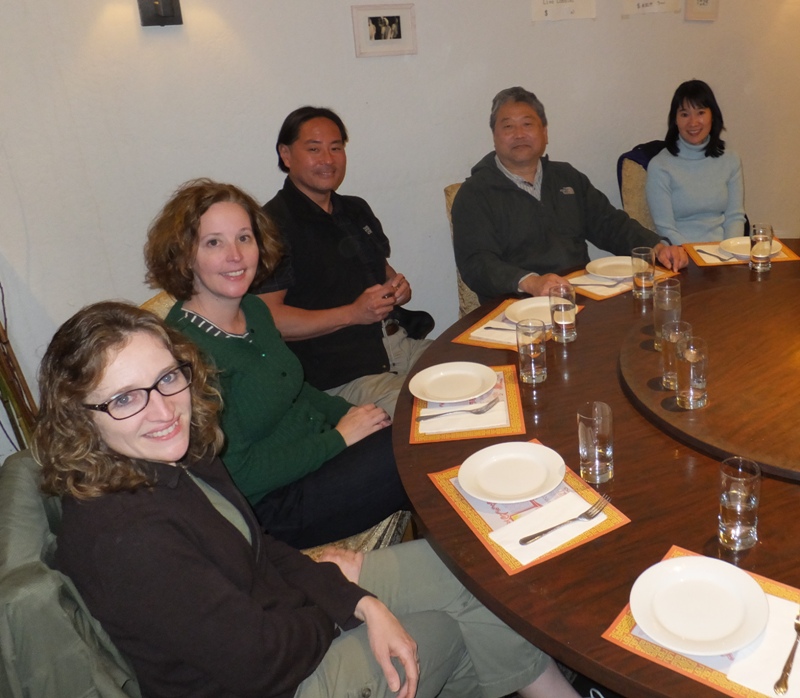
[652,277,681,351]
[577,401,613,483]
[749,222,774,272]
[661,320,692,390]
[549,284,577,343]
[631,247,655,300]
[718,457,760,551]
[516,319,547,384]
[676,335,708,409]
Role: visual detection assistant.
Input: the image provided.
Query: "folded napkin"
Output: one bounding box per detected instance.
[489,490,607,565]
[468,319,518,346]
[418,395,510,435]
[570,274,631,297]
[693,243,736,264]
[728,594,800,696]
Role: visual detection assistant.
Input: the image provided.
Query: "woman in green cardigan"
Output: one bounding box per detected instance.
[144,178,408,548]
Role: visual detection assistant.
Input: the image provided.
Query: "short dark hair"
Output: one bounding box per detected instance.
[144,178,282,301]
[664,79,726,158]
[490,87,547,130]
[275,106,349,173]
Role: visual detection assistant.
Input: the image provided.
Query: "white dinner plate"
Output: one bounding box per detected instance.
[719,236,782,260]
[504,297,553,326]
[458,442,566,503]
[630,556,768,656]
[585,256,634,280]
[408,362,497,404]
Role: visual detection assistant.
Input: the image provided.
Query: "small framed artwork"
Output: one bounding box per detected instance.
[351,4,417,58]
[685,0,719,22]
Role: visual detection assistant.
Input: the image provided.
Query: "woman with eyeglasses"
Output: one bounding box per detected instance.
[32,300,581,698]
[144,178,409,549]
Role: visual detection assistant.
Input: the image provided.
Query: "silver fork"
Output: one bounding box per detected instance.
[519,494,611,545]
[415,397,500,422]
[774,609,800,694]
[571,279,627,289]
[696,248,732,263]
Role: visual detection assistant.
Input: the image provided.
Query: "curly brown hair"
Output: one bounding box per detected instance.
[144,178,283,301]
[33,301,224,499]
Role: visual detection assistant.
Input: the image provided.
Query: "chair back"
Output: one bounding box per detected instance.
[443,183,480,317]
[0,450,140,697]
[616,140,665,232]
[140,290,177,319]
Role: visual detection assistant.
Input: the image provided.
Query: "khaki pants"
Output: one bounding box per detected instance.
[325,330,432,418]
[294,540,548,698]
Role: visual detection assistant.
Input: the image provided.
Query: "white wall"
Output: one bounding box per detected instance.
[2,0,799,458]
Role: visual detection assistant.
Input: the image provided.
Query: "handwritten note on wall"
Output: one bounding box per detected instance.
[621,0,680,15]
[532,0,596,22]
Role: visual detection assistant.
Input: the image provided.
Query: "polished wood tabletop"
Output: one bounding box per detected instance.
[620,277,800,479]
[392,240,800,698]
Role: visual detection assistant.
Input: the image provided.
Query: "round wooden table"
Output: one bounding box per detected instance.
[392,241,800,698]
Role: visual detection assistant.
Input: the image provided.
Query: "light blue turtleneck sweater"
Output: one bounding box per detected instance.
[645,136,745,245]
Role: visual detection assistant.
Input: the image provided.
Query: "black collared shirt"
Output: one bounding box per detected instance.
[253,178,393,389]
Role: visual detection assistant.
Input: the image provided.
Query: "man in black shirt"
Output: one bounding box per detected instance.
[252,107,431,417]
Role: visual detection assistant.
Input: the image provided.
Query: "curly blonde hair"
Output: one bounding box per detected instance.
[34,301,224,499]
[144,178,283,301]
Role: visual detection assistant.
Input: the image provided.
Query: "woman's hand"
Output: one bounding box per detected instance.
[317,547,364,584]
[335,405,391,447]
[354,596,419,698]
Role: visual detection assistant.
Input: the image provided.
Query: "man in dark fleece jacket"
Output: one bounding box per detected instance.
[453,86,688,303]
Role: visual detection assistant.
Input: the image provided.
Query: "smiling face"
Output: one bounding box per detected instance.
[676,101,713,146]
[191,201,259,304]
[278,117,347,209]
[86,332,192,464]
[492,100,548,175]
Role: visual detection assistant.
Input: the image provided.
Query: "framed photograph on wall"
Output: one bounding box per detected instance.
[685,0,719,21]
[351,4,417,57]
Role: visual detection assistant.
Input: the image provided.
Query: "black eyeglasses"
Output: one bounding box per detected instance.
[83,363,192,420]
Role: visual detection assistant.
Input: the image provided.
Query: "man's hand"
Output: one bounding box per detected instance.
[317,548,364,584]
[349,283,397,325]
[519,272,571,297]
[654,243,689,271]
[335,404,392,446]
[355,597,419,698]
[388,273,412,306]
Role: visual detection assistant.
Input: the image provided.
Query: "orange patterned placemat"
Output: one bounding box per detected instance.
[452,298,584,349]
[428,451,629,575]
[409,365,525,444]
[567,266,680,301]
[603,545,800,697]
[452,299,521,350]
[685,238,800,267]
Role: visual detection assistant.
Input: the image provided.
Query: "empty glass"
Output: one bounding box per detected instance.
[577,401,613,484]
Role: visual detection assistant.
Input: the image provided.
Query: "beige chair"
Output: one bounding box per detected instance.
[139,292,410,558]
[617,140,665,232]
[443,183,481,317]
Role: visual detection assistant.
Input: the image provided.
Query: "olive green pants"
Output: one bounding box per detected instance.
[294,539,548,698]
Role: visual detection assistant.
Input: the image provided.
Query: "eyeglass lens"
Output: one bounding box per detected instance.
[106,365,191,419]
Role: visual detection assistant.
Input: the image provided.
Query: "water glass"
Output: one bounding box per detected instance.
[631,247,655,300]
[661,320,692,390]
[718,457,760,551]
[549,284,577,344]
[749,222,774,272]
[577,401,613,484]
[676,335,708,409]
[652,277,681,351]
[516,319,547,384]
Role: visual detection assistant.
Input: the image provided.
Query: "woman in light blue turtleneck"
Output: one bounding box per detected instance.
[646,79,745,245]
